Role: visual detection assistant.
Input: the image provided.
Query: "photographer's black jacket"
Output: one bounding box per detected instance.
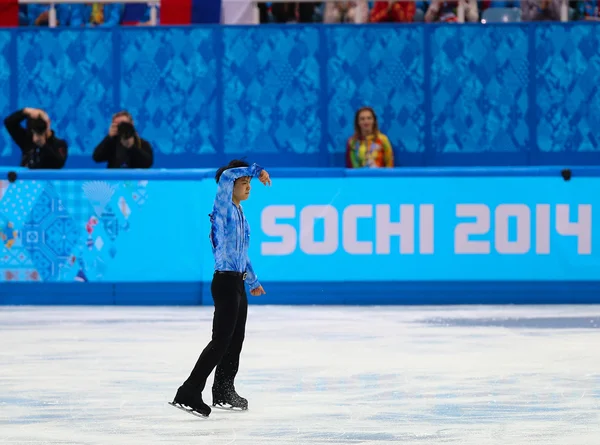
[92,136,154,169]
[3,110,68,169]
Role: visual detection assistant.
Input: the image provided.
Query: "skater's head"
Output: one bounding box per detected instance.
[216,159,252,204]
[233,176,252,203]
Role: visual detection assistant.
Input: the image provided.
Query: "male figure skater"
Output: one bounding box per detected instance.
[171,160,271,418]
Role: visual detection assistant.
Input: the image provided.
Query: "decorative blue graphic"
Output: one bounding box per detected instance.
[535,25,600,155]
[430,26,530,154]
[222,27,321,156]
[1,24,600,169]
[0,175,208,283]
[120,27,219,156]
[0,31,13,158]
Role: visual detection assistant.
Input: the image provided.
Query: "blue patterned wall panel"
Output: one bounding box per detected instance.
[120,28,218,159]
[430,26,530,155]
[0,32,12,158]
[17,30,114,156]
[535,25,600,155]
[222,27,321,155]
[1,25,599,169]
[326,26,425,156]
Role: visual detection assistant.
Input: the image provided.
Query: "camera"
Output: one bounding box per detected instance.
[117,121,135,140]
[27,117,47,135]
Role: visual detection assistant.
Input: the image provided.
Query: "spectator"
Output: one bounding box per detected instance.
[3,108,68,169]
[92,111,153,169]
[271,2,318,22]
[370,1,416,22]
[425,0,479,22]
[579,0,599,19]
[324,2,370,22]
[258,2,271,22]
[26,5,71,26]
[346,107,394,169]
[521,0,561,20]
[19,5,28,25]
[70,4,123,27]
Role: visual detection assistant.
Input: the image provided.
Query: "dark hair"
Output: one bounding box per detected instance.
[27,117,47,135]
[215,159,249,184]
[353,106,380,139]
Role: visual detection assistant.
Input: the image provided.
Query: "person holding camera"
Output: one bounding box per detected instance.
[3,108,68,169]
[92,111,153,169]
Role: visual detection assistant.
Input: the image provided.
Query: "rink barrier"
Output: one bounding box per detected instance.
[1,166,600,306]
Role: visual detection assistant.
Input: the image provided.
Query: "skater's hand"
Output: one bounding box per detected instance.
[250,285,266,296]
[259,170,271,186]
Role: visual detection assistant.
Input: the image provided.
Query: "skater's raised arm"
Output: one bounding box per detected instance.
[213,163,264,214]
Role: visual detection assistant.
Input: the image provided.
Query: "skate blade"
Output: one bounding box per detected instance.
[169,401,209,418]
[212,403,248,412]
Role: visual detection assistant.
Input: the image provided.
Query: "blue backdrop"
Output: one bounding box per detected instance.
[1,166,599,305]
[0,23,600,169]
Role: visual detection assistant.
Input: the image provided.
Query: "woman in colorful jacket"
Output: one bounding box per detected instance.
[346,107,394,168]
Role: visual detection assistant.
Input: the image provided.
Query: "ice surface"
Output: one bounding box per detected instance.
[1,305,599,445]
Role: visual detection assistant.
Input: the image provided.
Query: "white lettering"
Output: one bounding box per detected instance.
[342,205,373,254]
[495,204,530,254]
[375,204,414,254]
[299,205,338,255]
[556,204,592,254]
[419,204,435,254]
[535,204,550,254]
[261,205,296,255]
[454,204,490,254]
[261,203,593,256]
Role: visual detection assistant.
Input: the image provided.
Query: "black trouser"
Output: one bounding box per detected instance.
[185,272,248,393]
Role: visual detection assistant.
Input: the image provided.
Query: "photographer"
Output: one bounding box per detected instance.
[3,108,68,169]
[92,111,153,169]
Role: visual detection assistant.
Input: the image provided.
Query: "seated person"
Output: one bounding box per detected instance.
[3,108,68,169]
[324,2,370,23]
[346,107,394,168]
[425,0,479,21]
[93,111,153,169]
[70,4,123,27]
[370,1,416,22]
[26,4,70,26]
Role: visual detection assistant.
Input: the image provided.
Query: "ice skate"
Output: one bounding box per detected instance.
[212,385,248,411]
[169,383,211,418]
